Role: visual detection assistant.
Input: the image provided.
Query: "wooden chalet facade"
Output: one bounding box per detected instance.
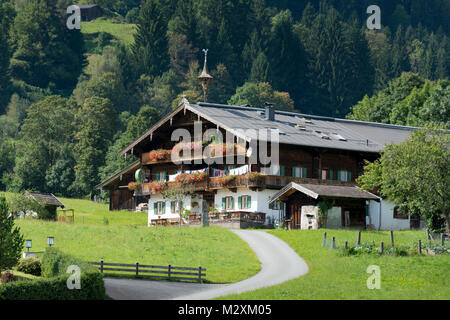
[97,100,419,230]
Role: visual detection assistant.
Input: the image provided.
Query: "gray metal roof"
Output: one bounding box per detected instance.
[269,182,380,203]
[120,101,417,156]
[187,102,416,153]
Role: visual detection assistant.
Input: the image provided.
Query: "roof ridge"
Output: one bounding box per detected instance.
[194,102,419,131]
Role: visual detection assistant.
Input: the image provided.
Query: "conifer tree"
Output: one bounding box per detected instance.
[0,197,24,271]
[132,0,169,77]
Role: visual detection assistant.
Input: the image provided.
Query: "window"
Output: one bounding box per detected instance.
[222,196,234,210]
[154,201,166,215]
[337,170,352,182]
[170,201,183,214]
[292,167,307,178]
[269,201,284,210]
[239,195,251,209]
[393,207,409,219]
[270,165,285,176]
[321,169,333,180]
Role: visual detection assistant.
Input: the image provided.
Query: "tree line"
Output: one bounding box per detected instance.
[0,0,449,199]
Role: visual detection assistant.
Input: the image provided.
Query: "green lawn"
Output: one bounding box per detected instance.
[15,222,260,284]
[1,192,260,283]
[221,229,450,299]
[81,18,135,46]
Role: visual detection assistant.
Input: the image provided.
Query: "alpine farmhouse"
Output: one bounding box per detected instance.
[97,99,421,231]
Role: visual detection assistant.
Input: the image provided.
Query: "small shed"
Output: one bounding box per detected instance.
[79,4,103,21]
[26,192,65,218]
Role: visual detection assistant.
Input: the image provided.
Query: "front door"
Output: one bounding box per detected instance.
[290,203,302,229]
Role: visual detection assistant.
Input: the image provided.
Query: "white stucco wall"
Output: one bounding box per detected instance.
[214,188,281,223]
[148,194,203,226]
[368,199,411,230]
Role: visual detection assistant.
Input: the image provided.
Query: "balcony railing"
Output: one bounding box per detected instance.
[141,143,247,165]
[133,174,355,196]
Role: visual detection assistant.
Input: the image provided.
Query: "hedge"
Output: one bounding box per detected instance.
[41,247,96,278]
[0,272,105,300]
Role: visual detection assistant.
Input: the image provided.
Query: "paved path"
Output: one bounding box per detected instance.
[104,230,308,300]
[174,230,308,300]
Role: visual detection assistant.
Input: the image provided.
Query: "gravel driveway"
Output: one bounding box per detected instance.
[104,230,308,300]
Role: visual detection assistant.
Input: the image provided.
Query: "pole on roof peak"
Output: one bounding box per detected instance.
[198,49,213,102]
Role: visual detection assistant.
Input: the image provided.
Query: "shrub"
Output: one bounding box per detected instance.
[16,258,42,276]
[1,271,17,284]
[393,246,409,256]
[41,248,96,278]
[0,272,105,300]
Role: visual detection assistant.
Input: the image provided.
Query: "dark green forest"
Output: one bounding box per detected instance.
[0,0,449,198]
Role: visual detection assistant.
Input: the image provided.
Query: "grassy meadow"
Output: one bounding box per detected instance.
[221,229,450,299]
[81,18,136,47]
[1,192,260,283]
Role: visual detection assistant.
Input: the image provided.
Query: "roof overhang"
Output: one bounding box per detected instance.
[269,182,380,204]
[119,101,251,157]
[96,160,141,190]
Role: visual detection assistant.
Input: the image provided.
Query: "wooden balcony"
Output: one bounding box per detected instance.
[134,174,355,196]
[141,144,247,165]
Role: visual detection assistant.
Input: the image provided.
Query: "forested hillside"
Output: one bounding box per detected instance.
[0,0,449,198]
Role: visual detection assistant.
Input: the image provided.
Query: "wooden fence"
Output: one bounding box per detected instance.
[89,261,206,283]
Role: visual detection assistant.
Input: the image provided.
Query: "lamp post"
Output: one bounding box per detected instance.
[25,240,32,252]
[47,236,55,247]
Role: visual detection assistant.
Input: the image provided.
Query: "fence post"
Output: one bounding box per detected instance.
[198,266,202,283]
[168,264,171,279]
[390,230,394,248]
[82,216,84,224]
[332,236,336,249]
[418,240,422,255]
[100,260,104,274]
[344,241,348,250]
[441,234,445,247]
[136,262,139,276]
[322,232,327,247]
[380,241,384,254]
[357,231,361,245]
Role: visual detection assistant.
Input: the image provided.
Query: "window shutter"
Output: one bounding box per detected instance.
[336,170,341,181]
[247,196,251,209]
[347,171,351,182]
[162,202,166,214]
[329,169,333,180]
[231,197,234,209]
[154,202,157,214]
[302,168,307,178]
[171,201,175,213]
[156,172,160,181]
[180,201,183,210]
[222,197,226,210]
[280,165,285,176]
[291,167,296,177]
[238,196,242,209]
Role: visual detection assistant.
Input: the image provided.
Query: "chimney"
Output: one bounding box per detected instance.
[265,102,275,121]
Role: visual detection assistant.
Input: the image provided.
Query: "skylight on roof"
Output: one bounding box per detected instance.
[315,131,330,140]
[331,133,347,141]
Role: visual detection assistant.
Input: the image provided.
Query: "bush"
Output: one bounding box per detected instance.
[393,246,409,256]
[0,272,105,300]
[41,248,96,278]
[1,271,17,284]
[16,258,42,276]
